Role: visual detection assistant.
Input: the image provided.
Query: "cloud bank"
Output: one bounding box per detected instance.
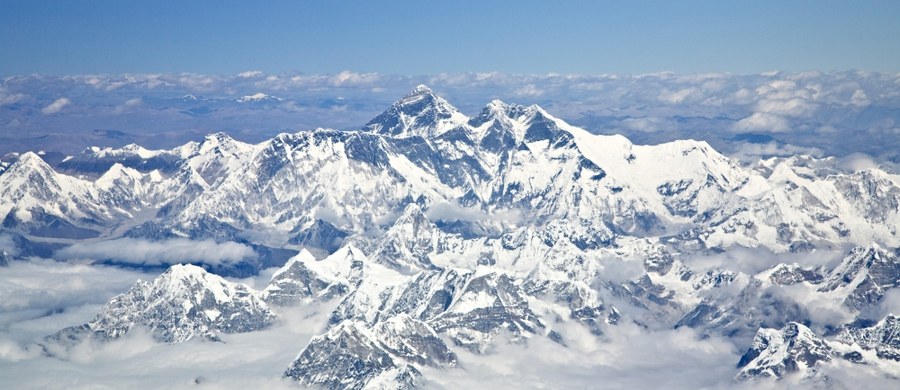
[40,97,70,114]
[56,238,255,266]
[0,258,334,389]
[0,259,155,343]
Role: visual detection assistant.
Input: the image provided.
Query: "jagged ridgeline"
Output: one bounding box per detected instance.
[3,86,900,388]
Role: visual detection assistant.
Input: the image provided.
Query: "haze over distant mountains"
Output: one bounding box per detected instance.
[2,71,898,170]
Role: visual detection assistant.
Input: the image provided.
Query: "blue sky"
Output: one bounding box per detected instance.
[1,0,899,75]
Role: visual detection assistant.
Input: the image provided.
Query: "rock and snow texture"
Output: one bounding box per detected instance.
[283,314,458,389]
[47,264,276,346]
[736,322,835,380]
[363,85,468,139]
[819,243,900,309]
[3,85,899,262]
[8,86,900,387]
[736,317,900,381]
[283,320,423,390]
[837,315,900,362]
[263,246,373,304]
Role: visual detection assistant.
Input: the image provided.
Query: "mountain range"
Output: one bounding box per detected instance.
[2,85,899,388]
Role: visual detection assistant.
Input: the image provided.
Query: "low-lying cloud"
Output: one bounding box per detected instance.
[425,201,524,226]
[40,97,71,115]
[0,259,154,343]
[56,238,255,266]
[835,152,882,172]
[0,258,334,389]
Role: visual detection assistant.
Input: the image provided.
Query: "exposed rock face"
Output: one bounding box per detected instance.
[262,249,357,305]
[819,244,900,309]
[427,271,547,352]
[766,263,824,286]
[47,264,276,346]
[838,315,900,362]
[288,218,349,254]
[283,320,423,390]
[736,322,833,380]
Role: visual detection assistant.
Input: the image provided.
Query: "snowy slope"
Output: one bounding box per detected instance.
[47,264,276,346]
[13,85,900,388]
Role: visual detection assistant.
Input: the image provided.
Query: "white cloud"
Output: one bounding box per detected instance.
[330,70,380,87]
[313,206,351,227]
[755,97,815,117]
[0,261,332,390]
[730,142,823,162]
[0,339,41,362]
[56,238,255,266]
[850,89,870,107]
[769,283,854,326]
[619,116,671,132]
[425,202,524,226]
[0,89,25,106]
[512,84,544,98]
[658,87,697,104]
[421,320,743,389]
[177,74,220,91]
[41,98,70,115]
[835,152,880,172]
[111,97,143,114]
[732,112,791,132]
[0,233,19,256]
[817,125,838,133]
[0,259,155,343]
[681,246,843,276]
[238,70,264,78]
[860,289,900,321]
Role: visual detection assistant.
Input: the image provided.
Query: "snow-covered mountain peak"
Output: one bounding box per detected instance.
[46,263,276,345]
[296,244,371,286]
[335,243,366,262]
[202,131,235,145]
[363,85,468,138]
[107,143,161,159]
[194,131,253,156]
[94,162,142,188]
[6,151,50,173]
[395,84,444,107]
[270,248,317,281]
[237,92,281,103]
[408,84,433,96]
[837,314,900,362]
[155,264,239,301]
[485,98,507,111]
[477,99,521,120]
[263,248,354,304]
[736,322,834,380]
[161,262,208,279]
[468,99,572,149]
[283,318,422,389]
[1,151,79,196]
[819,244,900,309]
[395,203,429,226]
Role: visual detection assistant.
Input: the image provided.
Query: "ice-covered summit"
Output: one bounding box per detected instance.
[363,85,469,138]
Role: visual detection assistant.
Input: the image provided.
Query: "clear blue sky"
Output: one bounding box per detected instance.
[1,0,898,75]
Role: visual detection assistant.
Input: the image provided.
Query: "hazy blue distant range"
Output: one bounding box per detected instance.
[3,86,900,388]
